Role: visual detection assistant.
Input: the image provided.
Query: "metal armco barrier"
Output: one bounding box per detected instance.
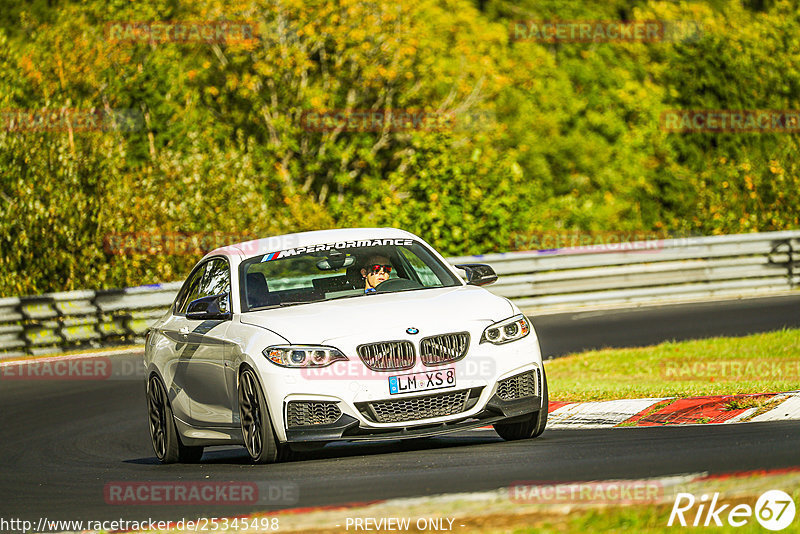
[1,231,798,359]
[450,231,800,312]
[0,282,183,359]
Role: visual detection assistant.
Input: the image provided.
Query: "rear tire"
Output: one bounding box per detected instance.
[147,375,204,463]
[238,368,282,464]
[493,368,549,441]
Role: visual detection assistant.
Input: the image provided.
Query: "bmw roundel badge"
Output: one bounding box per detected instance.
[406,327,419,335]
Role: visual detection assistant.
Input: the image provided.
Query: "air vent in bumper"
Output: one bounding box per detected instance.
[496,369,540,401]
[356,387,483,424]
[286,401,342,427]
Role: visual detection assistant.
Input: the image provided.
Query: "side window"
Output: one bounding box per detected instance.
[174,265,206,314]
[184,264,211,312]
[199,258,230,298]
[174,258,230,315]
[398,248,442,287]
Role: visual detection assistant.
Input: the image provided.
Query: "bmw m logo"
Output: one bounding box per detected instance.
[406,327,419,335]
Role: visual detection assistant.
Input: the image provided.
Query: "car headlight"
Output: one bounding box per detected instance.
[480,315,531,345]
[262,345,348,368]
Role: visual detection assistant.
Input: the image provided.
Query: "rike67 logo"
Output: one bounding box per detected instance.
[668,490,796,530]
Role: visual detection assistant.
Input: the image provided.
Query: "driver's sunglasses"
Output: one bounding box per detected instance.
[368,264,392,274]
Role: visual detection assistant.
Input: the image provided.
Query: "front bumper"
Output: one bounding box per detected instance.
[283,365,544,443]
[285,391,544,442]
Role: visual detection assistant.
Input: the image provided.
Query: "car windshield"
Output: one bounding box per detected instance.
[239,239,462,311]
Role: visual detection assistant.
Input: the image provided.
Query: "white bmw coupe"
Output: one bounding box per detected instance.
[145,228,548,463]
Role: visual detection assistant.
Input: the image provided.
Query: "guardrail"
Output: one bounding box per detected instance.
[1,231,798,359]
[450,230,800,313]
[0,282,183,359]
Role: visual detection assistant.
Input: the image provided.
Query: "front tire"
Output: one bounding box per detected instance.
[493,368,549,441]
[147,375,204,463]
[238,368,282,464]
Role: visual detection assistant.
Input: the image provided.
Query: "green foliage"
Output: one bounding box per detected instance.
[0,0,798,296]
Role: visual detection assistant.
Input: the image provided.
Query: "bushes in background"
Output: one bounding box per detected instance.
[0,0,798,296]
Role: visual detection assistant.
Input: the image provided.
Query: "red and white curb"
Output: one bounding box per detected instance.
[547,391,800,428]
[546,398,671,428]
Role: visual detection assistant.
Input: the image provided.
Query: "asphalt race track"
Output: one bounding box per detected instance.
[533,294,800,358]
[1,295,799,523]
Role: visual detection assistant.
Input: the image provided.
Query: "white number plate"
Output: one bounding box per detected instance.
[388,368,456,395]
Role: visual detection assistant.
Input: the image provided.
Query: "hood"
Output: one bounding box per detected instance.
[239,285,515,345]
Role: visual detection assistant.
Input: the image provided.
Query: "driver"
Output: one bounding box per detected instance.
[361,255,392,294]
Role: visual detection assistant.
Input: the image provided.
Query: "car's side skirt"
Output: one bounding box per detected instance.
[174,416,244,446]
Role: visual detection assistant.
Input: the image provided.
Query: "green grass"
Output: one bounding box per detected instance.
[467,476,800,533]
[546,328,800,402]
[501,503,800,533]
[135,471,800,534]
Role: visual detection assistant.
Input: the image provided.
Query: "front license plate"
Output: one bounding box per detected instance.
[388,368,456,395]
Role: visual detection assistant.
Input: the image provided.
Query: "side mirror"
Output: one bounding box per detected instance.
[454,263,498,286]
[186,293,231,320]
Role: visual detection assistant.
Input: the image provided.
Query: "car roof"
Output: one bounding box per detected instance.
[202,227,419,261]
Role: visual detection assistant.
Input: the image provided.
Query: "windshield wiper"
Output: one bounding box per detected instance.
[324,293,365,302]
[277,299,324,307]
